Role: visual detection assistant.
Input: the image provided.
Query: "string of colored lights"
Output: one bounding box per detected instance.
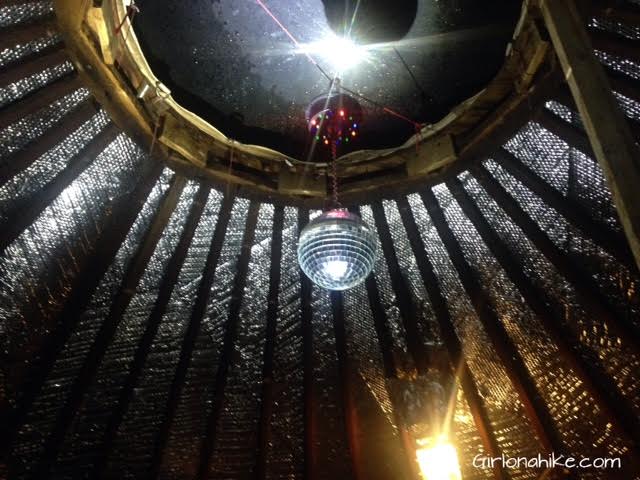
[253,0,423,131]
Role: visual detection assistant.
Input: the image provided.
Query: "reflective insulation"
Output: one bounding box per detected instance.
[310,283,353,480]
[359,205,414,375]
[0,87,90,157]
[6,137,157,477]
[50,178,198,479]
[206,201,272,479]
[0,1,53,28]
[479,159,640,419]
[266,206,305,479]
[0,61,74,109]
[0,109,110,223]
[482,157,640,333]
[440,177,633,472]
[504,121,621,232]
[407,190,543,480]
[103,188,223,478]
[380,198,489,479]
[0,34,61,68]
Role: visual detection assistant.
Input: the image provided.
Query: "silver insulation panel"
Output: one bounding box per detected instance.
[2,2,640,478]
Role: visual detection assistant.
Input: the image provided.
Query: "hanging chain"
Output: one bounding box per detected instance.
[331,140,341,209]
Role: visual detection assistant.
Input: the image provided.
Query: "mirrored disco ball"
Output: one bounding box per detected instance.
[298,209,377,291]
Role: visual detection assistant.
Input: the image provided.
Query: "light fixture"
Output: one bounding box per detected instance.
[298,33,369,73]
[416,435,462,480]
[297,209,377,291]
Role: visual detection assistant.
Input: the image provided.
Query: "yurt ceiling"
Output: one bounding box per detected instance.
[1,1,640,480]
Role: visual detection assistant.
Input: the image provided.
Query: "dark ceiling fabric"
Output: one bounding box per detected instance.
[1,2,640,480]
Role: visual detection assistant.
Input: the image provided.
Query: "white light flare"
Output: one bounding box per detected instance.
[322,259,349,280]
[416,437,462,480]
[298,33,369,74]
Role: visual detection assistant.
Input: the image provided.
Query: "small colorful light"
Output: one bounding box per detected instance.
[339,109,345,117]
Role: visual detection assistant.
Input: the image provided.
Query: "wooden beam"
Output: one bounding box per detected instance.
[31,175,188,479]
[370,201,430,375]
[588,26,640,64]
[0,122,119,252]
[535,108,594,158]
[0,43,67,88]
[448,177,640,459]
[255,205,284,480]
[91,184,211,479]
[605,66,640,105]
[395,196,507,480]
[492,148,635,268]
[196,201,260,480]
[0,14,57,51]
[0,158,163,454]
[298,208,316,480]
[473,163,640,353]
[147,192,236,480]
[330,291,363,480]
[540,0,640,270]
[0,99,98,188]
[0,72,82,130]
[420,187,562,454]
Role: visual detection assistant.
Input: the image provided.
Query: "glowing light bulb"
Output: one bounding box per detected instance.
[298,33,368,73]
[416,437,462,480]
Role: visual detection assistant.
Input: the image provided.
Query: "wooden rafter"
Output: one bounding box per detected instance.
[491,148,635,268]
[298,209,316,480]
[0,14,57,50]
[255,205,284,480]
[473,163,640,353]
[32,175,188,479]
[395,196,507,480]
[0,158,163,454]
[420,187,563,454]
[448,176,640,463]
[370,201,430,375]
[0,43,67,88]
[540,0,640,271]
[0,72,82,130]
[0,99,98,188]
[147,193,236,480]
[0,121,119,252]
[91,184,211,479]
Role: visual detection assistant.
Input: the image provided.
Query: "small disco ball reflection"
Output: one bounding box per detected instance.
[297,209,377,291]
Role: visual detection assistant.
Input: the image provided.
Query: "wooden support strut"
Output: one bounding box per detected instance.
[255,205,284,480]
[369,201,430,375]
[473,163,640,353]
[535,108,595,158]
[147,192,236,480]
[0,72,82,130]
[298,209,316,480]
[0,43,67,88]
[420,187,562,455]
[330,291,363,480]
[196,202,260,480]
[491,148,635,269]
[0,99,98,188]
[31,175,188,479]
[0,121,119,252]
[0,157,163,455]
[92,184,211,479]
[395,196,508,480]
[540,0,640,272]
[448,176,640,462]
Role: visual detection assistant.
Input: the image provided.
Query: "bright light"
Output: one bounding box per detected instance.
[323,260,349,280]
[416,437,462,480]
[298,33,368,73]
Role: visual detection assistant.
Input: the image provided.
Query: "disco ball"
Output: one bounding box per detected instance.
[298,209,377,291]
